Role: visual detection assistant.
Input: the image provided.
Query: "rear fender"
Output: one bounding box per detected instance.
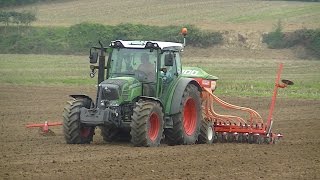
[169,78,201,115]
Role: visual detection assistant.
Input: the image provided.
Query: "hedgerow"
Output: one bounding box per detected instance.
[263,22,320,58]
[0,23,223,54]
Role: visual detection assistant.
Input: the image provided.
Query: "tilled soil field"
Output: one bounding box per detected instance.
[0,85,319,179]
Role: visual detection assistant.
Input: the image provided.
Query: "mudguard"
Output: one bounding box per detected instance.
[69,94,93,104]
[169,78,201,115]
[139,96,173,128]
[139,96,164,109]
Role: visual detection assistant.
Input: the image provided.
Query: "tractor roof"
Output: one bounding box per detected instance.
[111,40,184,51]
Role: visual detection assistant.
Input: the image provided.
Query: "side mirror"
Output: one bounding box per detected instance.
[89,50,98,64]
[164,53,174,66]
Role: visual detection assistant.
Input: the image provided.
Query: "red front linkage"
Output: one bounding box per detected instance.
[26,121,62,135]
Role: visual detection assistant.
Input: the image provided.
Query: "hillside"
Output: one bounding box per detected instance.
[5,0,320,31]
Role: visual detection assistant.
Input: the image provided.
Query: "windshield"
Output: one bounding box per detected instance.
[109,48,157,82]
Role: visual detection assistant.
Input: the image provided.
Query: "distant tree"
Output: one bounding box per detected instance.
[0,11,36,26]
[0,0,61,7]
[0,11,11,26]
[17,11,36,26]
[0,0,19,6]
[10,11,21,25]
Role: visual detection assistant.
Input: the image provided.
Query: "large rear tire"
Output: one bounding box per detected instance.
[130,100,164,147]
[165,84,201,145]
[63,98,95,144]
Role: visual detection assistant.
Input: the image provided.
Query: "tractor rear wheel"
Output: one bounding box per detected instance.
[63,98,95,144]
[130,100,164,147]
[165,84,201,145]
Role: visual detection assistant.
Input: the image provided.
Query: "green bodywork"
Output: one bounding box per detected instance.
[182,66,218,80]
[102,49,219,117]
[101,76,142,106]
[104,47,184,116]
[68,41,221,146]
[83,40,224,130]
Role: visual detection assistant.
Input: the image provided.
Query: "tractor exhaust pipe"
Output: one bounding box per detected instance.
[98,41,106,84]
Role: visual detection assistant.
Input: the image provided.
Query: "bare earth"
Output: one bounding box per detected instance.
[0,84,319,180]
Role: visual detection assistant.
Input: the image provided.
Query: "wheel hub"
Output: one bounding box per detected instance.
[148,113,160,141]
[183,98,197,136]
[207,126,213,141]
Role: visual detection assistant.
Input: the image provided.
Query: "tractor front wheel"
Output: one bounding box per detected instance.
[165,84,201,145]
[63,98,95,144]
[130,100,164,147]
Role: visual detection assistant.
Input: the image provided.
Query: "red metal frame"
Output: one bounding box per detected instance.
[26,121,62,134]
[198,63,290,143]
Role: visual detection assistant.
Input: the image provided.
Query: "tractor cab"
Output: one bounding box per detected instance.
[105,40,184,98]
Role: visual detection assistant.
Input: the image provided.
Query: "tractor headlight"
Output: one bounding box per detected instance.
[101,84,120,101]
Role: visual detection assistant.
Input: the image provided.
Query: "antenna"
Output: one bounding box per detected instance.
[181,27,188,47]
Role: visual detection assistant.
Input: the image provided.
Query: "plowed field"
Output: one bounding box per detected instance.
[0,85,319,179]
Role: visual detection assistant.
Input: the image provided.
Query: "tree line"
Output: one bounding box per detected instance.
[0,11,36,26]
[0,0,59,7]
[0,23,223,55]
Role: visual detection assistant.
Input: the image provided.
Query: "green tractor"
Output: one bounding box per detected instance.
[63,40,211,147]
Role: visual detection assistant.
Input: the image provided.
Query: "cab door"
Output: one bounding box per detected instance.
[158,51,181,99]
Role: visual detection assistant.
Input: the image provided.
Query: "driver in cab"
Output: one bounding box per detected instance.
[137,53,155,81]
